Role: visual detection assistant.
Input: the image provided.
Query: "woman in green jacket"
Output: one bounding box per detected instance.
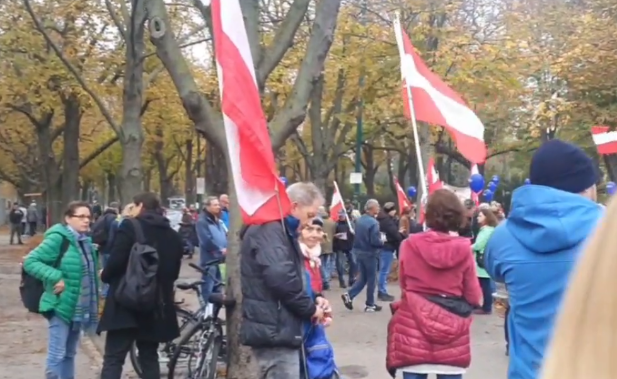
[23,201,99,379]
[472,208,498,314]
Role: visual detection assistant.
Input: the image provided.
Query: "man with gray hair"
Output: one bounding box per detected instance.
[341,198,384,312]
[240,182,331,379]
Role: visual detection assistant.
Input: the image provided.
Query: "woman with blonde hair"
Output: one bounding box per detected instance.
[540,198,614,379]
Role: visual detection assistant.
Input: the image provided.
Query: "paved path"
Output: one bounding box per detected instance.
[0,235,508,378]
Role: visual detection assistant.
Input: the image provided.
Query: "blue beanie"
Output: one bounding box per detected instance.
[529,139,597,193]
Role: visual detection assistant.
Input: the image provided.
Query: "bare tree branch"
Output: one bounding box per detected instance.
[269,0,343,150]
[255,0,311,89]
[23,0,121,134]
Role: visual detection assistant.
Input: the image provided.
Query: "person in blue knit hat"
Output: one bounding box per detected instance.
[484,139,603,379]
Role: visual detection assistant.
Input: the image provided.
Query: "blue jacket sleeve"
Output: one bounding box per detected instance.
[484,235,504,283]
[369,220,384,248]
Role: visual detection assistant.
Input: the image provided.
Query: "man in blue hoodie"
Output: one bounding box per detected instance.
[485,139,603,379]
[197,196,228,304]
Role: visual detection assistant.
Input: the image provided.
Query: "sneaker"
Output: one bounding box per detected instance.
[364,304,383,312]
[378,293,395,302]
[341,293,353,310]
[339,282,347,289]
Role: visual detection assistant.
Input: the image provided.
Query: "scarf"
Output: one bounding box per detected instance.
[67,225,98,333]
[300,242,322,268]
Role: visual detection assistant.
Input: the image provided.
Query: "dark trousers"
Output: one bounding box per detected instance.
[10,223,22,244]
[478,277,493,313]
[100,329,159,379]
[335,250,357,286]
[505,304,510,349]
[348,252,377,306]
[28,221,37,236]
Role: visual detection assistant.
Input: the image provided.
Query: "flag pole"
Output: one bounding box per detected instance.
[394,13,428,207]
[333,180,354,233]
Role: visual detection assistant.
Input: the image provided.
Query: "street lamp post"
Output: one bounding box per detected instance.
[353,0,367,207]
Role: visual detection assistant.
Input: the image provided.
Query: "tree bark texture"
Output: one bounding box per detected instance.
[118,0,147,204]
[62,93,82,209]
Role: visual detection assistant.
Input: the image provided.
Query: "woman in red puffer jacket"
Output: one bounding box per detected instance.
[387,189,482,379]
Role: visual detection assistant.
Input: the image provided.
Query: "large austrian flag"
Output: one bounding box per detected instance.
[591,125,617,155]
[393,18,487,164]
[211,0,290,224]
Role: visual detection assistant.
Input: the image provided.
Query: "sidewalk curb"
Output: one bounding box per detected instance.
[81,333,103,369]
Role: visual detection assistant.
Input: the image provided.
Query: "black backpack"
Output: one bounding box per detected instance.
[20,235,70,313]
[91,213,114,246]
[114,219,160,312]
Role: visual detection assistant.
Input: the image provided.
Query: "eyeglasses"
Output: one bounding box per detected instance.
[71,214,92,221]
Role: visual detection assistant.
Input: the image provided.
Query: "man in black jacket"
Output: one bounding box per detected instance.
[240,182,329,379]
[333,210,356,288]
[8,203,24,245]
[376,202,404,301]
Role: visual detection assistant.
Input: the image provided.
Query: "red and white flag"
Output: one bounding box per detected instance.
[591,125,617,155]
[211,0,290,224]
[470,164,480,206]
[393,17,487,164]
[393,176,412,213]
[329,181,345,220]
[427,157,444,194]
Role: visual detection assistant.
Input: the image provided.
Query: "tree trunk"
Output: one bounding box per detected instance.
[80,179,91,201]
[36,115,62,223]
[143,168,152,192]
[205,141,228,195]
[184,138,195,205]
[107,172,117,204]
[224,173,258,379]
[118,0,146,203]
[362,145,377,198]
[62,93,82,208]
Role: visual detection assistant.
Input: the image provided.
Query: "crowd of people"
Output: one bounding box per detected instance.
[17,138,613,379]
[8,200,42,244]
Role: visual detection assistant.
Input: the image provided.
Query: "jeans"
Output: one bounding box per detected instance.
[46,316,81,379]
[403,373,462,379]
[335,250,357,286]
[478,277,493,313]
[9,223,22,244]
[100,328,159,379]
[29,221,37,236]
[200,265,222,304]
[348,251,378,306]
[505,304,510,349]
[253,347,300,379]
[378,250,395,295]
[320,253,335,288]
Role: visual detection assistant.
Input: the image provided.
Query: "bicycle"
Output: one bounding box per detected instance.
[129,258,222,378]
[167,261,235,379]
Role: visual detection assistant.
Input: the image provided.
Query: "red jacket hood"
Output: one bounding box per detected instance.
[405,231,471,269]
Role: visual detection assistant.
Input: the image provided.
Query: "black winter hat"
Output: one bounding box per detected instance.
[529,139,597,193]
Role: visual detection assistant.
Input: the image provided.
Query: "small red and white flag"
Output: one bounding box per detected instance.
[211,0,290,224]
[427,157,444,194]
[591,125,617,155]
[329,181,345,220]
[393,176,412,213]
[393,17,487,164]
[470,164,480,206]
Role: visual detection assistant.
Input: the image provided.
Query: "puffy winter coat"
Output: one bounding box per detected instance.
[387,231,482,372]
[23,224,99,323]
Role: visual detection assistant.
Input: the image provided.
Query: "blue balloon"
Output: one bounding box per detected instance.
[524,178,531,185]
[483,189,494,202]
[407,186,417,198]
[469,173,485,193]
[279,176,288,187]
[492,175,500,185]
[488,181,497,192]
[607,181,616,195]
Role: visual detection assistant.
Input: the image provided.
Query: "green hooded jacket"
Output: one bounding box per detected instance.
[472,225,495,279]
[23,223,99,323]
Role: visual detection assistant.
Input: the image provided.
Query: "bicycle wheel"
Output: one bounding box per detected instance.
[130,307,195,378]
[167,320,224,379]
[190,329,223,379]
